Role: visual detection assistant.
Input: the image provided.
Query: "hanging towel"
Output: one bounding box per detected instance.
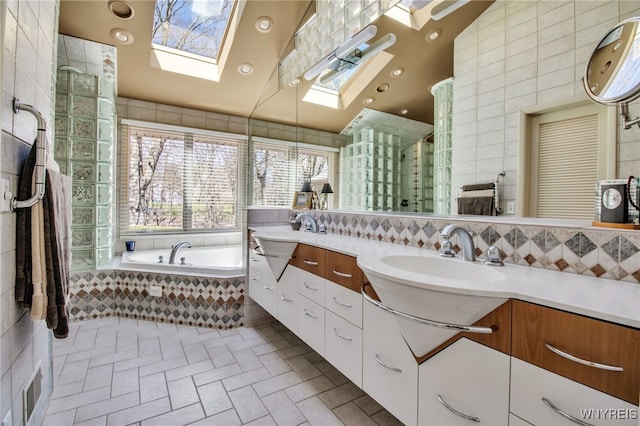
[461,182,495,192]
[457,196,494,215]
[15,144,36,307]
[43,167,72,339]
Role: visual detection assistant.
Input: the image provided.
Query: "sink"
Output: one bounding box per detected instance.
[359,254,508,357]
[253,232,298,280]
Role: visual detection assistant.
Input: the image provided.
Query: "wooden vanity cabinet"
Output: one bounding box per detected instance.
[512,300,640,405]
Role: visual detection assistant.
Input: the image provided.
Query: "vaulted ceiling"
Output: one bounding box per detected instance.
[58,0,493,134]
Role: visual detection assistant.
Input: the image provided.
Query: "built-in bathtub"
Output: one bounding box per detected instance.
[119,244,244,278]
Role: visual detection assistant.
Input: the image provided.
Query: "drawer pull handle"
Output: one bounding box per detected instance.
[333,328,352,341]
[437,394,480,423]
[333,297,352,308]
[303,282,319,291]
[303,259,319,266]
[303,308,318,319]
[263,284,275,291]
[362,283,496,334]
[280,294,293,303]
[333,269,353,278]
[544,343,624,372]
[375,354,402,373]
[542,397,594,426]
[250,275,258,280]
[252,246,265,257]
[251,258,260,263]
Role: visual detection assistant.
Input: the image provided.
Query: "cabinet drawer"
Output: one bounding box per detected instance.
[277,267,298,334]
[510,357,638,426]
[325,311,363,387]
[363,297,418,426]
[418,338,510,426]
[298,296,325,356]
[325,250,362,292]
[248,263,277,317]
[291,244,325,277]
[512,300,640,404]
[298,269,325,306]
[325,281,362,328]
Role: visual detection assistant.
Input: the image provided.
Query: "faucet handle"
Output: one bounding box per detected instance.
[439,240,455,258]
[484,246,504,266]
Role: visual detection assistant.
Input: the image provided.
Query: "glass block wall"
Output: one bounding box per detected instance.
[55,70,116,271]
[400,139,434,213]
[340,127,401,211]
[431,78,453,214]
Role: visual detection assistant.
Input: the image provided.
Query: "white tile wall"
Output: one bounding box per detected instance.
[1,1,59,425]
[452,0,640,214]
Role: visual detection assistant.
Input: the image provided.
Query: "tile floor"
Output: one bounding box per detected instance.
[45,318,403,425]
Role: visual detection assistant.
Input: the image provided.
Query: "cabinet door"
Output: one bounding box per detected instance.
[298,296,325,356]
[510,357,639,426]
[325,310,362,387]
[248,254,277,316]
[277,266,299,334]
[325,280,362,328]
[418,338,510,426]
[363,298,418,426]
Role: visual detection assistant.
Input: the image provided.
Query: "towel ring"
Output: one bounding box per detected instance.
[11,98,47,211]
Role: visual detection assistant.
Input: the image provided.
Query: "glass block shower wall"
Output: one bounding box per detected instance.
[400,139,434,213]
[340,127,401,211]
[54,70,116,271]
[431,77,453,214]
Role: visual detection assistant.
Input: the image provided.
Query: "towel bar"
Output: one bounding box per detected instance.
[11,98,47,211]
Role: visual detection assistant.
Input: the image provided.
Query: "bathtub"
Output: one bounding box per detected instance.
[119,244,244,278]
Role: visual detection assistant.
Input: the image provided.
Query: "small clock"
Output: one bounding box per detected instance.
[600,184,628,223]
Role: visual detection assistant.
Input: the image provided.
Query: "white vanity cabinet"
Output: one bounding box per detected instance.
[362,288,418,426]
[248,248,277,317]
[510,357,638,426]
[276,266,299,334]
[418,337,510,425]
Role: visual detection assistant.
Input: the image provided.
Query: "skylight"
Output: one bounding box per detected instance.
[313,43,370,93]
[152,0,234,60]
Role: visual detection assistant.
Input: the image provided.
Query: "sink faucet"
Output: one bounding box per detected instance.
[295,212,318,233]
[169,241,191,264]
[441,224,476,261]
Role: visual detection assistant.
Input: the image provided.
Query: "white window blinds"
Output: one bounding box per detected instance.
[120,120,244,234]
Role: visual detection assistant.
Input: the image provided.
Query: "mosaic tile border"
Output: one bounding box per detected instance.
[315,212,640,285]
[69,270,245,329]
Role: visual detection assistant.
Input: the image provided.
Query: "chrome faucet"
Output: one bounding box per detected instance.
[169,241,191,264]
[295,212,319,233]
[441,224,476,261]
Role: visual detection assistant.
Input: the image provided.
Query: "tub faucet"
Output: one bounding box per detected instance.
[169,241,191,264]
[441,224,476,261]
[295,212,318,233]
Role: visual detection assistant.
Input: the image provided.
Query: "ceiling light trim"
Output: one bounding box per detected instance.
[108,0,134,19]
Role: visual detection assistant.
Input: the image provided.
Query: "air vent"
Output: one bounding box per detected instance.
[23,365,42,426]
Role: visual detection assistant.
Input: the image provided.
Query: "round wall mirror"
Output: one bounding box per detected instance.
[583,16,640,105]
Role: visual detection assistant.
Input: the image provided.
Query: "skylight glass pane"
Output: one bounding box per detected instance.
[152,0,234,59]
[313,42,369,93]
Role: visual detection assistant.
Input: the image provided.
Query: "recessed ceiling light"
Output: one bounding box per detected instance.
[399,109,409,115]
[391,67,404,78]
[255,16,273,33]
[110,28,133,45]
[376,83,390,93]
[238,63,254,75]
[426,28,442,42]
[108,0,134,19]
[363,97,375,105]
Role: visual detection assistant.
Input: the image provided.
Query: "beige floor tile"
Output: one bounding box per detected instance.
[262,391,306,426]
[333,402,378,426]
[229,385,269,423]
[197,381,233,417]
[140,402,205,426]
[75,391,140,423]
[106,397,171,425]
[140,372,168,404]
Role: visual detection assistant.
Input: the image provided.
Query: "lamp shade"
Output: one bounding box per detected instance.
[300,181,313,192]
[320,183,334,194]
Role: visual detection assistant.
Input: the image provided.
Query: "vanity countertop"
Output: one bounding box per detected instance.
[250,226,640,329]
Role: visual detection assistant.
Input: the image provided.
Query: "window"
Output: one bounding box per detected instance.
[251,137,339,207]
[120,120,245,234]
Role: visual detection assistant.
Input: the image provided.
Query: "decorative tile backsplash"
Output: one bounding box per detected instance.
[315,212,640,284]
[69,270,245,328]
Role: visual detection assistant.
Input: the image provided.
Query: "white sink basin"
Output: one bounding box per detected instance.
[253,232,298,280]
[360,254,508,357]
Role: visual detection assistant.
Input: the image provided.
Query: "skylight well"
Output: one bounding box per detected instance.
[150,0,236,81]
